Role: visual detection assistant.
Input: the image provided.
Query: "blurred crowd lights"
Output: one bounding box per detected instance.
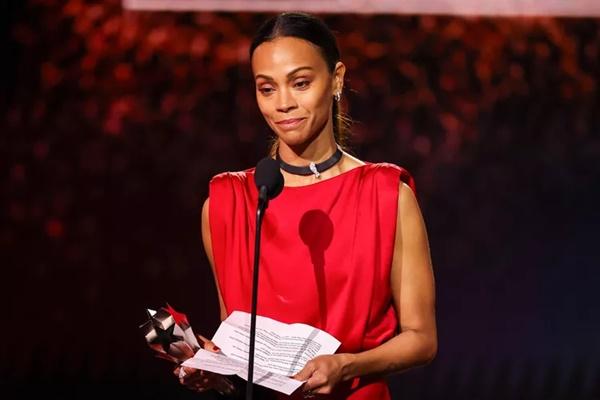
[122,0,600,16]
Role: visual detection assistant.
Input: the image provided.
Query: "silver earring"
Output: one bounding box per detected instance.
[334,92,341,102]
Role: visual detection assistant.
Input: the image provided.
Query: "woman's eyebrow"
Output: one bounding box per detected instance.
[255,66,314,81]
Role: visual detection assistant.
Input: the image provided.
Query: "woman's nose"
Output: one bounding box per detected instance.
[276,89,297,113]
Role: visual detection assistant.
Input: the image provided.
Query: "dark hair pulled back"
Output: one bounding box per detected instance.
[249,12,350,155]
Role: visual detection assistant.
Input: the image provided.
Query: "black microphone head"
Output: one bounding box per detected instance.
[255,157,284,200]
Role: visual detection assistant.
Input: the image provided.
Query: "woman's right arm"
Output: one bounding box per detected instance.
[172,197,235,395]
[201,197,228,321]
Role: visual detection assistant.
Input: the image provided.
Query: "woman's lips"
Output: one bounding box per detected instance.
[275,118,306,130]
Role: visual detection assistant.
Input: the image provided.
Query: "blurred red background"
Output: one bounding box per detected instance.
[2,1,599,398]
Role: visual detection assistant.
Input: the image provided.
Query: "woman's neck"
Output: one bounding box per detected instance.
[275,127,348,187]
[277,131,338,167]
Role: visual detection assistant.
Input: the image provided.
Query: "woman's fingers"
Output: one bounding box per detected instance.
[173,365,197,379]
[181,369,207,384]
[182,366,200,377]
[183,370,235,394]
[185,374,210,388]
[294,355,345,395]
[304,372,329,394]
[172,337,231,394]
[175,365,236,395]
[197,334,209,343]
[293,360,316,381]
[205,342,221,353]
[170,341,195,359]
[196,334,221,353]
[213,376,236,395]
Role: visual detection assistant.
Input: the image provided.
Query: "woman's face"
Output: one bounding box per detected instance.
[251,36,344,149]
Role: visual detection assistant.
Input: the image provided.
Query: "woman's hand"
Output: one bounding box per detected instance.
[172,335,237,395]
[293,354,352,396]
[173,365,236,395]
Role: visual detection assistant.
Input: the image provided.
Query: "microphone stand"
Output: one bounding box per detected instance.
[246,185,268,400]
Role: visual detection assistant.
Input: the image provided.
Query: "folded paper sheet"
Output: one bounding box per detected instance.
[182,311,341,395]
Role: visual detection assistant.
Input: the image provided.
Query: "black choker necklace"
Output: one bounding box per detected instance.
[277,148,343,178]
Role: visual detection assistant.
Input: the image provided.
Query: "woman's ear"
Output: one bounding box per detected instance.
[333,61,346,94]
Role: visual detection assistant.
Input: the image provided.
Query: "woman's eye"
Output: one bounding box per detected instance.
[258,87,274,95]
[294,80,310,89]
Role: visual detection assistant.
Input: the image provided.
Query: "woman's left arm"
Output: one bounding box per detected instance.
[295,182,437,394]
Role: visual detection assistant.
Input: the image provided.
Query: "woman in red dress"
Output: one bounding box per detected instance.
[177,12,437,399]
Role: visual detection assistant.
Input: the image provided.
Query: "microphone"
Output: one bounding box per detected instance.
[246,157,283,400]
[254,157,284,207]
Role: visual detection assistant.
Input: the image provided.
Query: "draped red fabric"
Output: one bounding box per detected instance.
[208,163,414,399]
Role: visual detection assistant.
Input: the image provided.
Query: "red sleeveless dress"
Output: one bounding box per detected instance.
[208,163,414,399]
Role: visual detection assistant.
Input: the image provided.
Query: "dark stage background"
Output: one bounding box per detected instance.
[2,1,600,399]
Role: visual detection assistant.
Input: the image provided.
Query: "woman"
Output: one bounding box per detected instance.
[176,12,437,399]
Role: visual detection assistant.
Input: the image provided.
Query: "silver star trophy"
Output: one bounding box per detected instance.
[139,303,201,363]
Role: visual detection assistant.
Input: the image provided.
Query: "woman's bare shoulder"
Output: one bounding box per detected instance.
[339,151,366,172]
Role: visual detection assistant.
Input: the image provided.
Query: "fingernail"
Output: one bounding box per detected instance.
[214,346,221,351]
